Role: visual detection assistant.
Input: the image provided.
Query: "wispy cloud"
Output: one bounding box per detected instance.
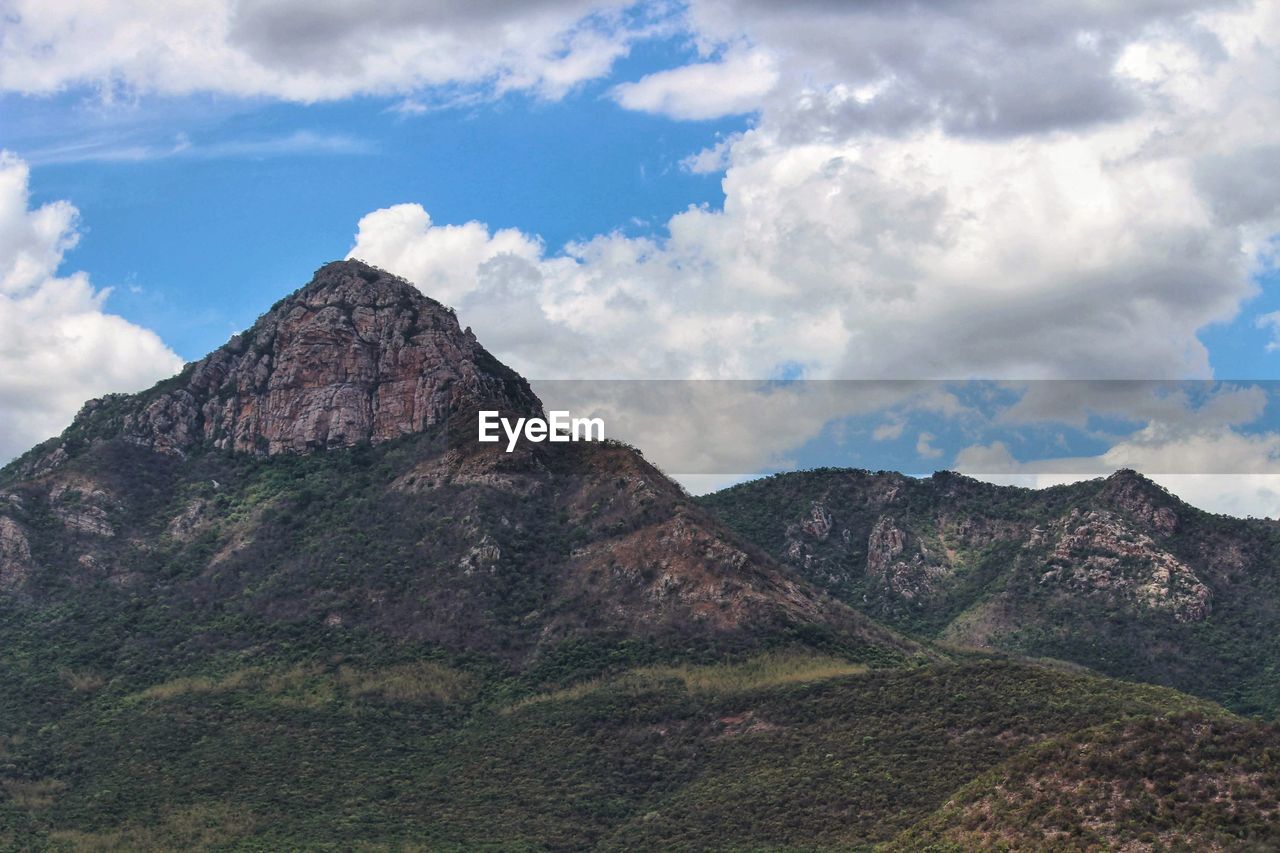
[24,130,374,165]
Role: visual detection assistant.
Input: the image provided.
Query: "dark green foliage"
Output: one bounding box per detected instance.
[889,713,1280,850]
[5,650,1268,850]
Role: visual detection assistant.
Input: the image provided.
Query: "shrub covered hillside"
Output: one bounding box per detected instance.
[5,647,1278,849]
[698,467,1280,716]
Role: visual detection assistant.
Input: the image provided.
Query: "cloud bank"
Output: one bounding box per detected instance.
[0,0,648,102]
[344,0,1280,507]
[352,0,1279,380]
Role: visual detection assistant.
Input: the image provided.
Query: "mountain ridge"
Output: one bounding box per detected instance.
[698,464,1280,714]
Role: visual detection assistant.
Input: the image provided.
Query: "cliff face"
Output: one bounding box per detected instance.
[88,260,541,459]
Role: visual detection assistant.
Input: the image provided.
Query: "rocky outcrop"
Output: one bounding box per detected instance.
[1039,508,1210,622]
[80,260,542,459]
[48,479,117,538]
[1099,469,1179,535]
[0,516,32,589]
[800,502,833,539]
[167,498,210,541]
[866,516,952,602]
[567,511,835,632]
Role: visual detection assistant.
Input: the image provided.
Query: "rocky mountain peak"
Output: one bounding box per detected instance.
[1098,468,1179,533]
[72,259,542,460]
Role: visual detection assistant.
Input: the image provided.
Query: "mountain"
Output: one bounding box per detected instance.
[1,260,1278,849]
[0,260,907,665]
[697,467,1280,715]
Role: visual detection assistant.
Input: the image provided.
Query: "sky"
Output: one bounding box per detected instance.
[1,0,1280,514]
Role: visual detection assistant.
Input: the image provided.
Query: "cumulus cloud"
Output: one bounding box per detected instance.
[348,205,544,306]
[0,0,645,102]
[997,381,1270,430]
[343,0,1280,512]
[611,48,778,119]
[872,420,905,442]
[0,152,183,462]
[679,0,1236,137]
[915,431,943,459]
[352,2,1277,382]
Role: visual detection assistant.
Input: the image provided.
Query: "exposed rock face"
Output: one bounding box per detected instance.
[866,516,907,578]
[1100,469,1179,535]
[104,260,541,458]
[567,510,834,632]
[48,478,117,538]
[866,516,951,602]
[800,502,833,539]
[1040,509,1211,622]
[167,498,210,542]
[0,516,32,589]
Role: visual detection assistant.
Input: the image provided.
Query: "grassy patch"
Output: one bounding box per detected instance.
[48,803,255,851]
[508,650,870,712]
[130,660,477,709]
[2,778,66,811]
[337,661,477,703]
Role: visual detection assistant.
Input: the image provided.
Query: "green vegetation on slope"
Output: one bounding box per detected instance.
[888,713,1280,851]
[4,652,1267,851]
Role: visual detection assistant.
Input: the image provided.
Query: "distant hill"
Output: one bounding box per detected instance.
[1,260,1277,849]
[698,466,1280,715]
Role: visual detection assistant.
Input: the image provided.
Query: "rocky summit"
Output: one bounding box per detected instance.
[52,260,541,467]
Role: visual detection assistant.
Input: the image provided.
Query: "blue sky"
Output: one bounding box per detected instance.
[6,37,748,360]
[2,0,1279,515]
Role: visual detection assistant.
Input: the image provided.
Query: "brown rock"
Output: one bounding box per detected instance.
[112,260,542,457]
[1040,508,1210,622]
[0,516,32,589]
[867,516,951,601]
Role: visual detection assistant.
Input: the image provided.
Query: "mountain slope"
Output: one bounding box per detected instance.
[698,467,1280,714]
[0,261,911,703]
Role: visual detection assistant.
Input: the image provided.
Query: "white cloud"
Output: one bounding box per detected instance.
[0,152,184,461]
[348,205,545,307]
[681,0,1239,137]
[611,48,778,119]
[24,130,373,166]
[352,1,1278,385]
[0,0,645,102]
[680,134,741,174]
[872,420,905,441]
[997,381,1270,430]
[955,427,1280,518]
[1258,311,1280,352]
[916,431,943,459]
